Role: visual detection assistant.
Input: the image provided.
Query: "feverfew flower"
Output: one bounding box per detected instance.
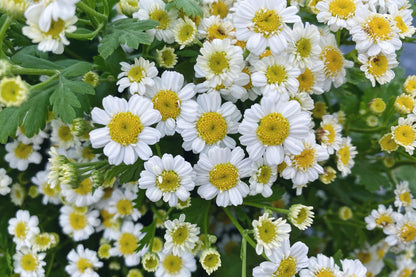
[288,204,315,230]
[89,95,162,165]
[364,204,395,230]
[316,0,362,31]
[198,15,235,41]
[391,115,416,155]
[59,205,100,241]
[389,6,416,39]
[394,181,416,211]
[0,168,12,195]
[110,221,144,266]
[8,210,40,249]
[248,158,278,198]
[0,76,28,107]
[156,250,196,277]
[359,52,398,87]
[116,57,158,95]
[336,136,358,177]
[174,17,198,49]
[233,0,301,55]
[317,114,343,154]
[253,212,291,256]
[61,177,104,207]
[239,97,311,165]
[107,188,142,221]
[341,259,367,277]
[139,154,195,207]
[31,168,61,205]
[65,244,103,277]
[385,212,416,247]
[200,248,221,275]
[195,146,251,207]
[300,254,343,277]
[5,140,42,171]
[13,247,46,277]
[50,119,80,150]
[164,214,200,255]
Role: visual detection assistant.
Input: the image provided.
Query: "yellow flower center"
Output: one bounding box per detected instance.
[171,225,189,245]
[0,79,20,102]
[15,222,27,239]
[21,254,37,271]
[321,46,344,76]
[322,124,336,144]
[108,112,143,146]
[357,251,371,263]
[156,170,180,192]
[257,113,289,146]
[400,223,416,243]
[260,49,273,59]
[394,15,408,33]
[202,252,220,268]
[69,212,87,230]
[35,233,52,247]
[207,24,227,41]
[144,255,159,270]
[152,90,181,121]
[293,148,316,170]
[152,237,163,252]
[296,37,312,58]
[163,254,182,274]
[119,233,138,255]
[178,23,195,43]
[252,9,282,37]
[42,182,58,197]
[196,112,227,145]
[370,98,386,113]
[393,125,415,146]
[379,133,398,152]
[211,1,228,18]
[58,125,73,142]
[298,67,314,93]
[100,209,115,228]
[257,165,272,184]
[116,199,133,216]
[82,147,95,161]
[404,79,416,93]
[257,220,277,243]
[127,66,144,82]
[14,142,33,159]
[395,95,414,112]
[159,48,176,67]
[77,258,92,273]
[338,145,350,165]
[316,268,336,277]
[273,256,297,277]
[209,163,239,191]
[376,214,392,227]
[329,0,356,19]
[150,9,169,29]
[295,207,308,225]
[266,65,288,85]
[75,178,92,195]
[399,191,412,205]
[365,15,392,41]
[45,19,65,39]
[377,248,385,259]
[368,54,388,77]
[399,269,412,277]
[208,51,229,74]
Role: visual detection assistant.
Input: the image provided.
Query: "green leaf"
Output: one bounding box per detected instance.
[137,220,157,251]
[98,19,158,59]
[61,61,94,77]
[50,77,81,123]
[11,46,63,70]
[352,159,391,192]
[0,106,26,143]
[22,89,52,137]
[181,198,210,228]
[119,159,144,184]
[167,0,203,17]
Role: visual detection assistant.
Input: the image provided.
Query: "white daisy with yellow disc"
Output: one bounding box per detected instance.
[0,168,12,196]
[391,115,416,155]
[336,136,357,177]
[233,0,301,56]
[358,52,398,87]
[59,205,100,241]
[65,244,103,277]
[316,0,362,31]
[393,181,416,211]
[139,153,195,207]
[116,57,158,95]
[248,158,278,198]
[107,188,142,221]
[156,250,196,277]
[385,212,416,247]
[51,119,80,150]
[198,15,235,42]
[164,214,200,256]
[13,247,46,277]
[239,97,311,165]
[61,176,104,207]
[5,139,42,171]
[90,94,162,165]
[8,210,40,249]
[317,114,343,155]
[0,76,28,107]
[299,253,343,277]
[388,5,415,39]
[177,92,241,154]
[364,204,394,231]
[253,239,309,277]
[144,71,197,137]
[340,259,367,277]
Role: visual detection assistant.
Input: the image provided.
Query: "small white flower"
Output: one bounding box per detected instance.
[156,250,197,277]
[5,140,42,171]
[359,52,398,87]
[341,259,367,277]
[65,244,103,277]
[391,115,416,155]
[59,205,100,241]
[164,214,200,255]
[13,247,46,277]
[8,210,40,249]
[394,181,416,211]
[0,168,12,195]
[336,136,358,177]
[364,204,395,230]
[248,158,277,198]
[300,254,343,277]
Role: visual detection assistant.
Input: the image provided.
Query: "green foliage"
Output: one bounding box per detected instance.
[167,0,203,17]
[98,19,159,59]
[351,159,391,193]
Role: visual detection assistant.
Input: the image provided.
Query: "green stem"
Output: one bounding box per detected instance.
[75,161,107,167]
[386,170,398,185]
[66,23,104,40]
[348,126,386,133]
[11,65,58,76]
[203,201,211,248]
[155,143,162,157]
[241,235,247,277]
[336,30,341,46]
[195,40,204,47]
[77,1,108,21]
[45,251,56,277]
[243,201,289,214]
[30,73,59,91]
[0,16,13,58]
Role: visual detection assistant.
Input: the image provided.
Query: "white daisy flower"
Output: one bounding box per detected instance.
[5,140,42,171]
[22,13,77,54]
[319,32,353,90]
[202,0,233,19]
[13,247,46,277]
[288,204,315,230]
[96,208,122,241]
[239,97,311,165]
[177,92,241,154]
[30,232,56,252]
[296,63,326,95]
[389,6,416,39]
[107,188,142,221]
[0,168,12,195]
[290,91,315,112]
[358,52,398,87]
[116,57,158,95]
[10,183,26,206]
[336,136,358,177]
[65,244,103,277]
[300,254,343,277]
[195,146,251,207]
[253,239,309,276]
[317,114,343,154]
[391,115,416,155]
[200,248,221,275]
[248,158,278,198]
[89,94,162,165]
[156,250,197,277]
[110,221,144,266]
[174,17,198,49]
[133,0,177,43]
[139,154,195,207]
[252,212,291,256]
[194,39,244,88]
[16,127,48,146]
[385,212,416,248]
[364,204,395,230]
[144,71,197,137]
[350,7,402,56]
[50,119,80,150]
[198,15,235,41]
[61,176,104,207]
[0,76,29,107]
[390,258,416,277]
[8,210,40,249]
[251,55,300,101]
[164,214,200,256]
[31,168,61,205]
[394,181,416,211]
[233,0,301,56]
[287,22,322,68]
[282,133,329,195]
[316,0,362,31]
[59,205,100,241]
[341,259,367,277]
